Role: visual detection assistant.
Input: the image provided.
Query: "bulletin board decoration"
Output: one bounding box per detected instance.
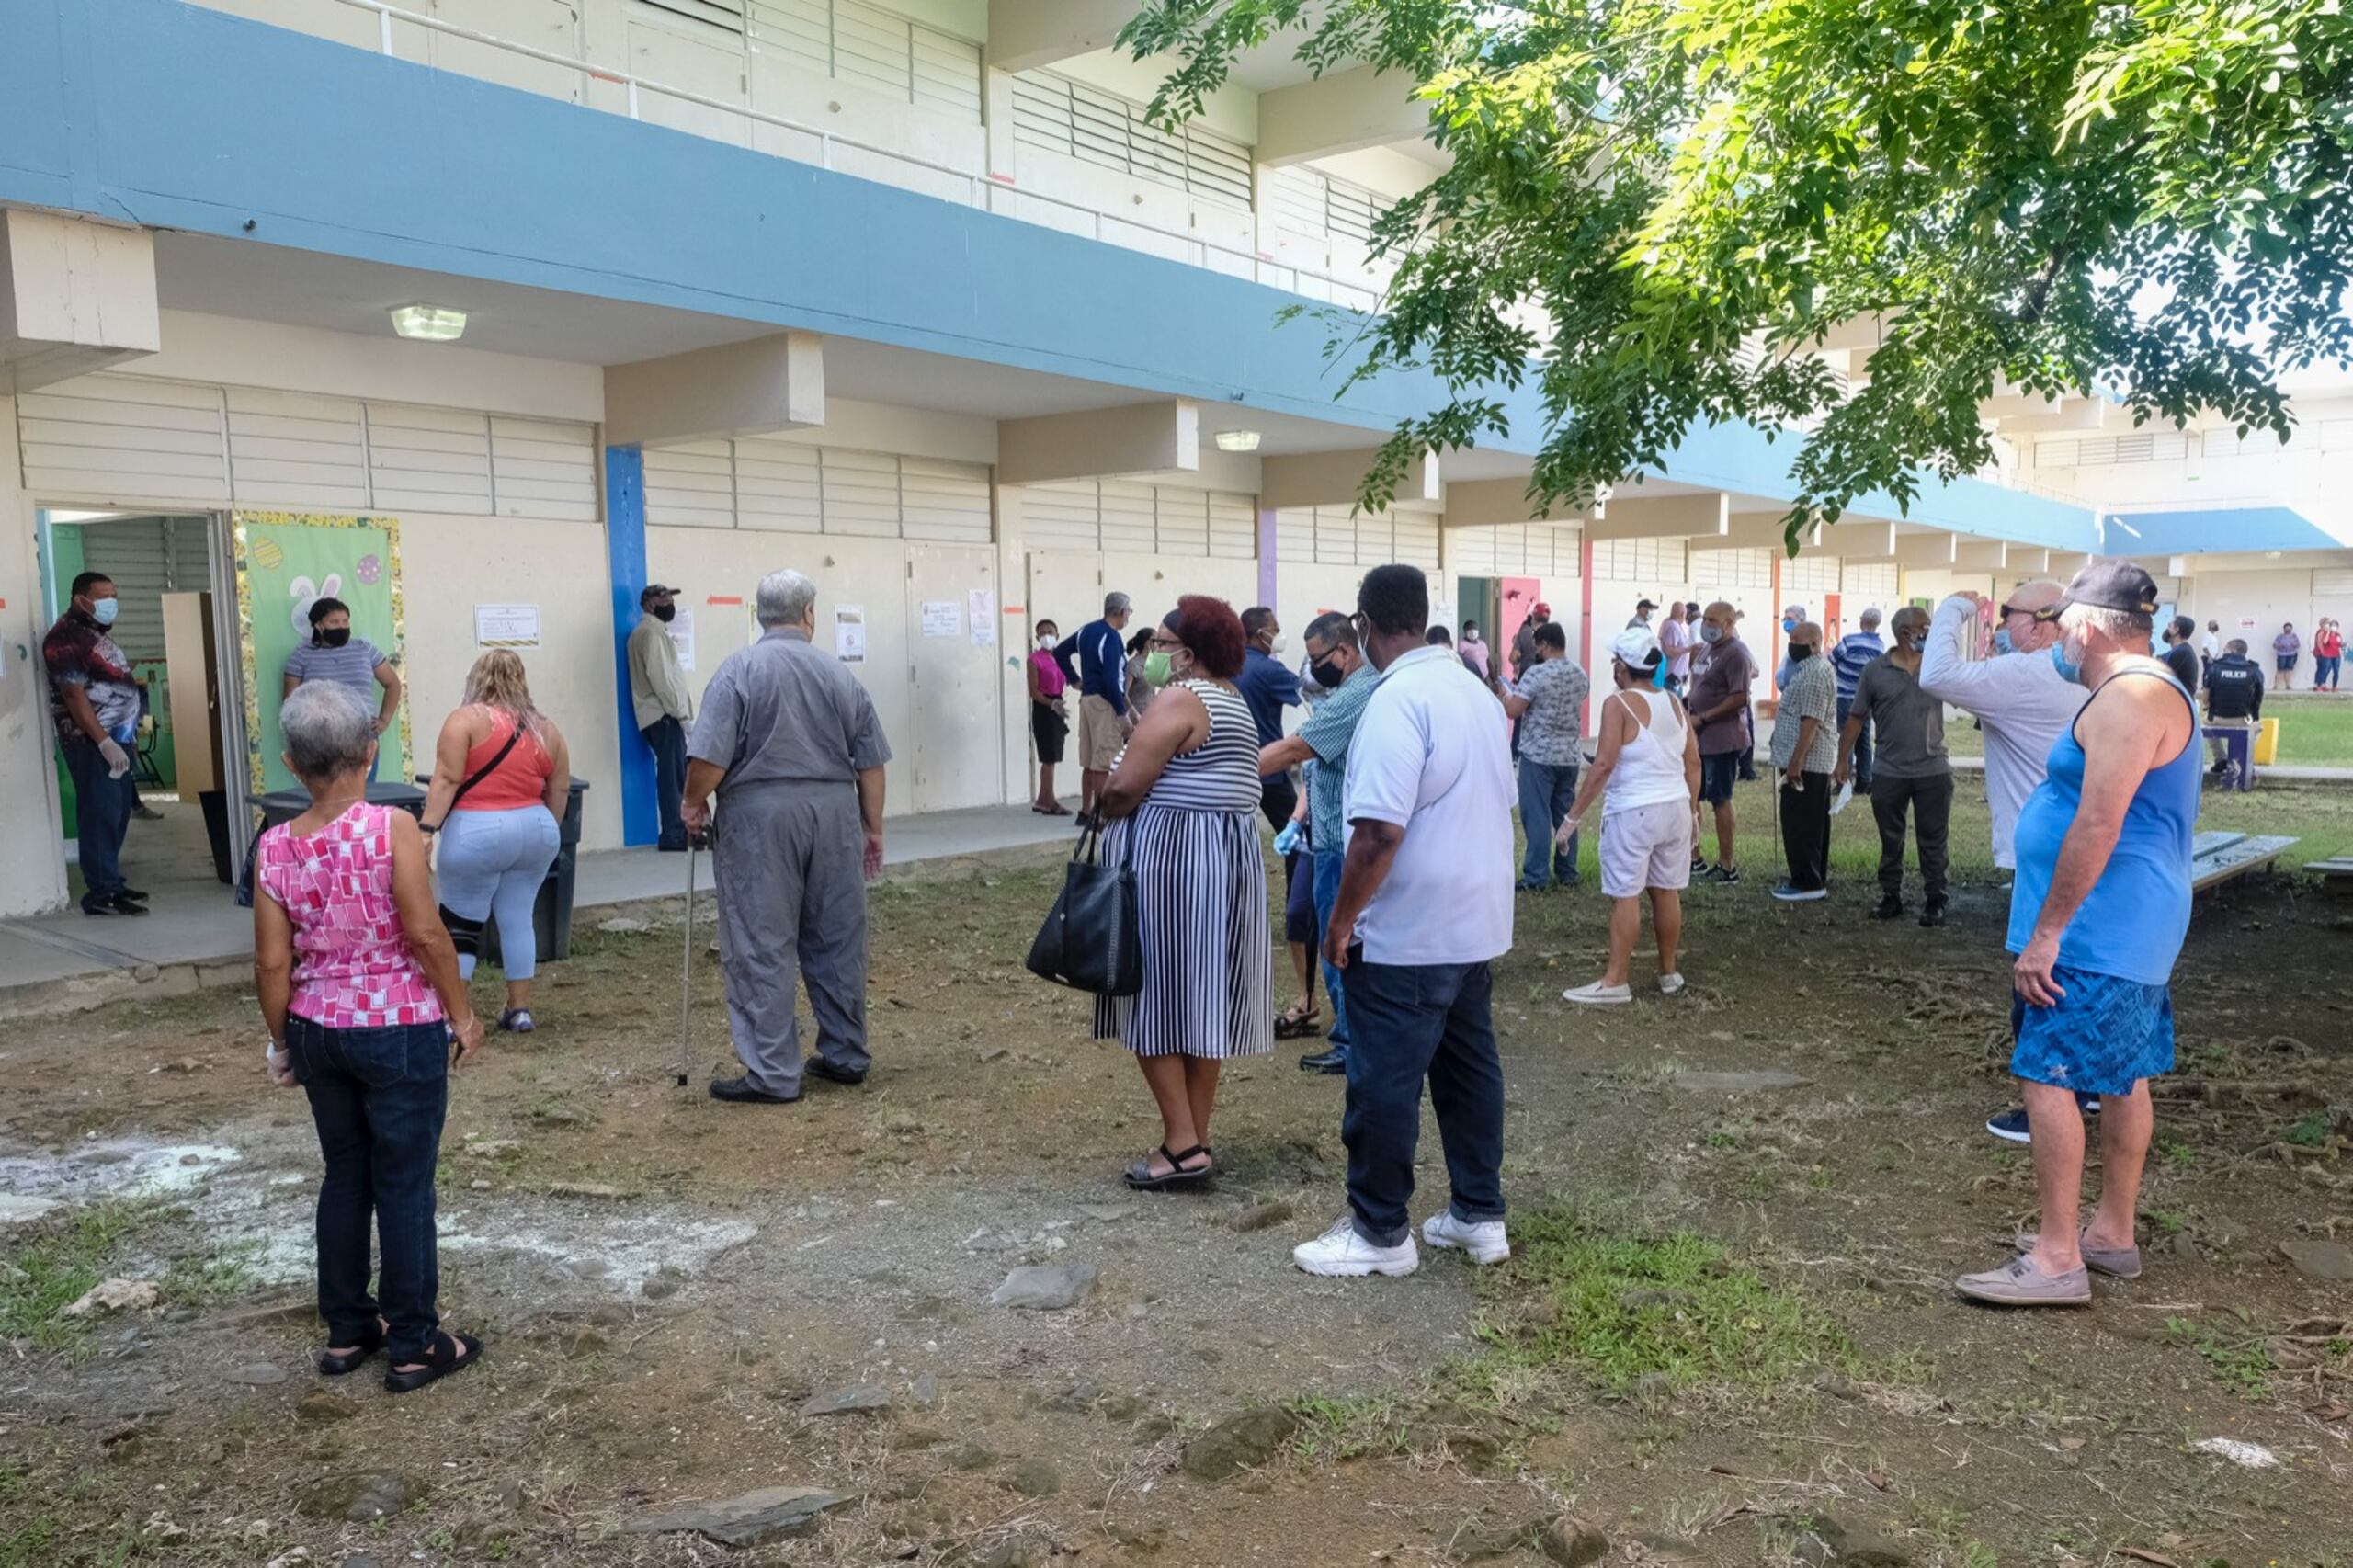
[233,511,409,795]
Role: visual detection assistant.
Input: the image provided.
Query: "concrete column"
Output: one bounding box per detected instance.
[604,443,656,848]
[0,392,71,915]
[0,210,161,394]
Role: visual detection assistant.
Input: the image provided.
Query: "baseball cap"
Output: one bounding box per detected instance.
[640,583,681,606]
[1530,601,1552,618]
[2040,560,2159,619]
[1635,597,1657,612]
[1610,627,1663,669]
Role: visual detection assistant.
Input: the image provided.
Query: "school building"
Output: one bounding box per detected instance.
[4,0,2349,918]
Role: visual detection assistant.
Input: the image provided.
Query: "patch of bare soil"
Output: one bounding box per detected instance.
[5,830,2352,1567]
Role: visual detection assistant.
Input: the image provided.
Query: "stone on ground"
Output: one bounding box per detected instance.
[298,1473,412,1522]
[625,1486,849,1548]
[2280,1236,2353,1282]
[62,1278,160,1317]
[798,1384,892,1416]
[988,1263,1097,1310]
[1180,1407,1301,1481]
[1540,1515,1611,1566]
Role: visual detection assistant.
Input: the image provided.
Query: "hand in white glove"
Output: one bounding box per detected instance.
[98,738,131,778]
[264,1041,297,1087]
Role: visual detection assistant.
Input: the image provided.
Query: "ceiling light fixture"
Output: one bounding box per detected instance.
[389,304,468,342]
[1213,429,1262,453]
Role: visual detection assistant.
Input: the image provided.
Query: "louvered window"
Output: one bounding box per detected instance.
[651,0,986,119]
[1842,562,1899,604]
[1275,505,1443,567]
[1785,551,1841,595]
[1012,71,1255,210]
[1591,538,1687,581]
[1266,165,1389,242]
[1026,483,1257,554]
[638,0,747,34]
[643,440,991,540]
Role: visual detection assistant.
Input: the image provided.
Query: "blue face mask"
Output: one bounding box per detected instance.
[1993,627,2014,656]
[90,597,119,628]
[2049,640,2083,686]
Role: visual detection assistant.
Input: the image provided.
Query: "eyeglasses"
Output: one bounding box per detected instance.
[1149,634,1182,651]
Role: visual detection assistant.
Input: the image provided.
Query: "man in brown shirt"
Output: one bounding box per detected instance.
[1683,601,1756,884]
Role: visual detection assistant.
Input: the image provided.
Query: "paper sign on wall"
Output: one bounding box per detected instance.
[2239,617,2258,630]
[474,603,541,648]
[920,599,962,638]
[666,609,696,673]
[968,588,996,647]
[835,605,866,663]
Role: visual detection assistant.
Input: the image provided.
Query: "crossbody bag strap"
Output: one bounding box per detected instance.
[428,714,525,829]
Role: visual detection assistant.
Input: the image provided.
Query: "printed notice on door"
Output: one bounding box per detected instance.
[474,603,541,648]
[967,587,996,647]
[665,609,696,673]
[920,599,962,638]
[835,605,866,663]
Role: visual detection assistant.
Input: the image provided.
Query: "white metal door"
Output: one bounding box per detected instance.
[904,544,1002,812]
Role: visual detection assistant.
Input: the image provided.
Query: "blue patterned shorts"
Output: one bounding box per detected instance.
[2010,965,2175,1096]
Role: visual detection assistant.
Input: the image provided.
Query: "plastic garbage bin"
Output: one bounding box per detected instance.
[478,778,590,971]
[2254,716,2280,766]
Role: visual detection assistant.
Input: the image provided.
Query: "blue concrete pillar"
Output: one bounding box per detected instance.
[605,444,657,847]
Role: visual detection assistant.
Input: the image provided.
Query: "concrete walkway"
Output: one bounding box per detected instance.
[0,800,1077,1017]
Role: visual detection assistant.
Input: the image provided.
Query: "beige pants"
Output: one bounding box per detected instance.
[1077,693,1125,771]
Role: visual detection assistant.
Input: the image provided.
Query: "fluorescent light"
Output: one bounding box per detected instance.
[389,304,467,342]
[1213,429,1261,453]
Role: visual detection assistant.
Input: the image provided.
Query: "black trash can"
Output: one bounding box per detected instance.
[479,778,589,971]
[239,784,429,906]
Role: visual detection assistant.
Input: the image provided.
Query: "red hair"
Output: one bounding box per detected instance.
[1166,594,1247,680]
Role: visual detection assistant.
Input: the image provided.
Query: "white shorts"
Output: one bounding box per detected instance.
[1599,800,1694,899]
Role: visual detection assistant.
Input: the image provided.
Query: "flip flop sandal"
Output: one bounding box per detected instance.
[384,1330,484,1395]
[1273,1006,1322,1040]
[499,1008,535,1034]
[316,1328,385,1377]
[1123,1143,1213,1191]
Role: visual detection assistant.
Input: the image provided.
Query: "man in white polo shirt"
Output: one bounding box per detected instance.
[1293,564,1517,1278]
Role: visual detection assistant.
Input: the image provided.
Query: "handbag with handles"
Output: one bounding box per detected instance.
[1025,823,1142,997]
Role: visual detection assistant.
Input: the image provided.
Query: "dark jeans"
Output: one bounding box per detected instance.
[1517,758,1580,887]
[1871,771,1952,903]
[288,1015,450,1363]
[1259,773,1298,834]
[1836,696,1873,790]
[1312,848,1349,1046]
[63,738,132,902]
[1340,953,1506,1246]
[643,715,688,850]
[1779,769,1833,892]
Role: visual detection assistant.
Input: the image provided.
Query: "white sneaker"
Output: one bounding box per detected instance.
[1562,980,1632,1006]
[1421,1210,1510,1265]
[1658,971,1686,996]
[1291,1215,1419,1278]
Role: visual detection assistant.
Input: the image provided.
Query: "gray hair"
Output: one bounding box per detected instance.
[2061,602,2153,648]
[1105,592,1131,617]
[281,680,378,783]
[756,569,817,629]
[1859,606,1881,630]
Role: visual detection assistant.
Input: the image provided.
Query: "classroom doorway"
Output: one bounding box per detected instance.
[36,507,246,906]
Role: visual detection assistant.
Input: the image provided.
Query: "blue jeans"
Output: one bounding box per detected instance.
[63,738,133,903]
[1312,847,1350,1047]
[1340,954,1506,1246]
[437,805,561,981]
[287,1016,450,1363]
[642,716,688,849]
[1517,758,1579,888]
[1837,696,1872,789]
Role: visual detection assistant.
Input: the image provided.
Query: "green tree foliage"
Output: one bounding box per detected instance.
[1123,1,2353,541]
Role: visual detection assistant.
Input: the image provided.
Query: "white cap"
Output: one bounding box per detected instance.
[1610,627,1663,669]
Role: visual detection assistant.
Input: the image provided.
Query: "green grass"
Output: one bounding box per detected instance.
[1473,1210,1854,1397]
[1286,1393,1417,1462]
[2165,1314,2277,1400]
[0,1205,147,1352]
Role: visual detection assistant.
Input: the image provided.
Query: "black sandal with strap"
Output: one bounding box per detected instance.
[1123,1143,1213,1191]
[383,1330,484,1395]
[316,1328,385,1377]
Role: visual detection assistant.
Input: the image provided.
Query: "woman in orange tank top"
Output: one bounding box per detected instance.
[420,651,572,1032]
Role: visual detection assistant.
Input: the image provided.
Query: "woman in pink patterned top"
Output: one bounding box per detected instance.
[254,682,485,1395]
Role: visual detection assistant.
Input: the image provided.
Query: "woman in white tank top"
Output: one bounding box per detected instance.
[1554,630,1703,1005]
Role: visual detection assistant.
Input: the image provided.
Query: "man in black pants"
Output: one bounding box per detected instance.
[1836,606,1952,926]
[1771,619,1837,903]
[1236,607,1302,828]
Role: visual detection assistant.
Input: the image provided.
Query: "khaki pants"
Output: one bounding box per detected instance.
[1077,693,1125,770]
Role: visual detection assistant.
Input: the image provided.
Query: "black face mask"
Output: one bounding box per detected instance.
[652,603,676,623]
[1310,656,1347,690]
[320,627,352,648]
[1788,643,1815,662]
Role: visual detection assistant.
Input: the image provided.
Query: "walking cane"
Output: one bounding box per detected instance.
[677,840,697,1087]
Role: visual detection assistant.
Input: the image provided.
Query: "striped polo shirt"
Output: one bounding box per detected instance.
[284,637,389,695]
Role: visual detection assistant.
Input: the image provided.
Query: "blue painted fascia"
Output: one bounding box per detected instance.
[5,0,2090,549]
[2100,506,2346,557]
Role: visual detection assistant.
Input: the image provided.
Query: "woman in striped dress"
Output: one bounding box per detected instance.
[1095,596,1271,1189]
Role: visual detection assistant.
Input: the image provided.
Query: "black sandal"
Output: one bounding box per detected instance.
[316,1328,385,1377]
[383,1330,484,1395]
[1123,1143,1213,1191]
[1274,1004,1322,1040]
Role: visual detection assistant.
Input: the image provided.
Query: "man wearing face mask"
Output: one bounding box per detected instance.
[1684,601,1756,882]
[1836,607,1951,926]
[44,572,147,916]
[628,583,695,852]
[1773,603,1811,690]
[1957,562,2198,1308]
[1769,620,1838,902]
[1237,607,1302,830]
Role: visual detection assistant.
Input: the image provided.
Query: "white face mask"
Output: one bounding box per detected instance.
[1269,634,1288,655]
[1038,634,1056,649]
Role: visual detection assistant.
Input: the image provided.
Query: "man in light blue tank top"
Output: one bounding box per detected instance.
[1958,563,2200,1308]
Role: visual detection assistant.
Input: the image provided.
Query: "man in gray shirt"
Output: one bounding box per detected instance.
[684,569,892,1105]
[1836,605,1951,926]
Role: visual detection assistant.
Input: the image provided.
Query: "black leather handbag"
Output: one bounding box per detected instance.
[1025,824,1142,997]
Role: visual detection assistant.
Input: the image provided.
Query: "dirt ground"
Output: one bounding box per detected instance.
[5,780,2353,1568]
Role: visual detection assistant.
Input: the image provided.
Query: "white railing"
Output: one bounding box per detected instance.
[315,0,1384,312]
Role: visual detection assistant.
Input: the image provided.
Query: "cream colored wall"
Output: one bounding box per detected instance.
[147,312,605,423]
[2181,569,2342,654]
[399,512,622,847]
[0,395,73,916]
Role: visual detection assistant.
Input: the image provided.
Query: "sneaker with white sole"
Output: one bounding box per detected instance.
[1658,971,1686,996]
[1422,1210,1510,1265]
[1770,883,1827,903]
[1562,980,1632,1006]
[1291,1216,1418,1278]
